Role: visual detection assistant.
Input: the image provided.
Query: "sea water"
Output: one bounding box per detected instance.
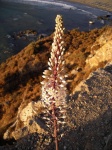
[0,0,112,63]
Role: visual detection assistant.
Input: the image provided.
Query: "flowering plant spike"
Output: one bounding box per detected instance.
[41,14,67,150]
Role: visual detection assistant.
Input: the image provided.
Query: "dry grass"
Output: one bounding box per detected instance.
[67,0,112,11]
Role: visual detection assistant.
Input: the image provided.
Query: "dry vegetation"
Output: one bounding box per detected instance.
[67,0,112,11]
[0,26,112,149]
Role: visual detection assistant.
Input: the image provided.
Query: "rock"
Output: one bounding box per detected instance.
[104,132,112,150]
[86,27,112,68]
[70,62,112,150]
[3,101,47,140]
[38,33,47,40]
[97,14,111,20]
[12,29,38,40]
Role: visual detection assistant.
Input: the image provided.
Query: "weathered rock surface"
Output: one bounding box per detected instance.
[3,101,47,140]
[86,27,112,68]
[12,29,38,40]
[0,26,112,149]
[67,62,112,150]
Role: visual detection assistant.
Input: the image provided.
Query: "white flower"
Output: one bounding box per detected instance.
[41,15,67,136]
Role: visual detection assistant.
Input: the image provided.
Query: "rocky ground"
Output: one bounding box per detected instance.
[0,26,112,150]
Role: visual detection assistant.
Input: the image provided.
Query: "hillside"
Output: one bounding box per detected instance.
[0,26,112,150]
[67,0,112,12]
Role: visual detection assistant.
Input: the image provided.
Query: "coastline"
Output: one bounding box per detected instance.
[65,0,112,12]
[0,0,112,64]
[1,0,112,12]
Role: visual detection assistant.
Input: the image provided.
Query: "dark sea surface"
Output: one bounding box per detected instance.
[0,0,112,63]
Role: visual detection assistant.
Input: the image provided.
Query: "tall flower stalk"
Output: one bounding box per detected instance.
[41,15,67,150]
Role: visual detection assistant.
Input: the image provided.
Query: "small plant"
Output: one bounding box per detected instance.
[41,15,67,150]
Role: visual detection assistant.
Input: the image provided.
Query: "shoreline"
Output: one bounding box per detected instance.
[1,0,112,12]
[0,0,112,64]
[65,0,112,12]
